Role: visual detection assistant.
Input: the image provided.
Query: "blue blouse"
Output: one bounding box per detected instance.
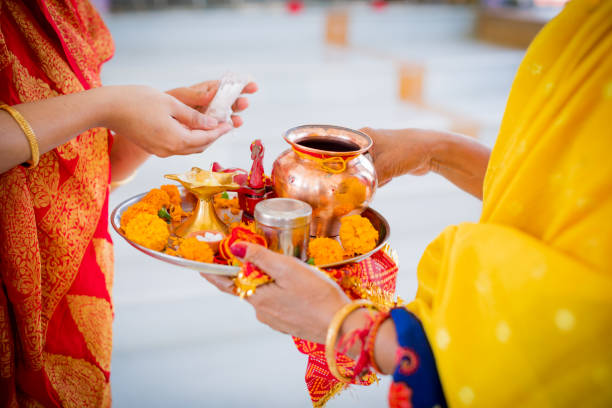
[388,308,447,408]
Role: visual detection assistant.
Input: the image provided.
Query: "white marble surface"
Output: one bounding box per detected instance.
[101,3,524,406]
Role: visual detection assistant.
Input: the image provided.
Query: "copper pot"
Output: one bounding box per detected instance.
[272,125,377,237]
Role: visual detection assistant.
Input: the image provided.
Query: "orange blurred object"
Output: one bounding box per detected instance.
[398,63,424,103]
[325,10,348,46]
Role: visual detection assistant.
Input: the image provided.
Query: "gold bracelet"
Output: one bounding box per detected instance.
[1,104,39,168]
[325,299,380,383]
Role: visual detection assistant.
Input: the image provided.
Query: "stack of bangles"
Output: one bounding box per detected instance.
[325,299,391,383]
[1,104,39,168]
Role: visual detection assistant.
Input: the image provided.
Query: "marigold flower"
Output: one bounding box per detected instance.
[161,184,182,206]
[125,212,170,252]
[213,193,240,211]
[168,203,188,223]
[120,201,158,231]
[164,247,179,257]
[141,188,171,210]
[308,237,344,265]
[339,214,379,256]
[178,237,214,263]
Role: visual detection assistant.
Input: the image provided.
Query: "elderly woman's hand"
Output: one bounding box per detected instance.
[202,242,351,344]
[360,127,437,186]
[361,127,490,198]
[167,80,258,128]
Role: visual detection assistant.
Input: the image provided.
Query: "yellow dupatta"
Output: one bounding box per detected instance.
[407,0,612,406]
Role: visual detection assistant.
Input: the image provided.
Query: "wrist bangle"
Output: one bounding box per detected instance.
[1,104,39,168]
[325,300,380,383]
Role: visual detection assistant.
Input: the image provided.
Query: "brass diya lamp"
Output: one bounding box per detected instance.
[272,125,377,237]
[165,167,241,237]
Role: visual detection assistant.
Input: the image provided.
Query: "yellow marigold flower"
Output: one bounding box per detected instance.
[120,201,158,231]
[308,237,344,265]
[141,188,171,210]
[161,184,182,206]
[339,214,379,256]
[178,237,214,263]
[125,213,170,252]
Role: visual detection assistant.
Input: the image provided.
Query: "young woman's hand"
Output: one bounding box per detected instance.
[166,80,258,128]
[202,242,350,344]
[104,85,233,157]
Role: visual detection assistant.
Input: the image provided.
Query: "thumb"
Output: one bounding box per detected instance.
[230,242,297,281]
[171,101,218,130]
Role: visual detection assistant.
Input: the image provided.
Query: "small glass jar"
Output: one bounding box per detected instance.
[254,198,312,260]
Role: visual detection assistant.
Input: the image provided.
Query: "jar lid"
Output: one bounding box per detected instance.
[254,198,312,228]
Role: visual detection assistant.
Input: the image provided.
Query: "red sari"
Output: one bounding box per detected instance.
[0,0,114,406]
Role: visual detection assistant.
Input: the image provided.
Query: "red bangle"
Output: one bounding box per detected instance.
[364,310,391,374]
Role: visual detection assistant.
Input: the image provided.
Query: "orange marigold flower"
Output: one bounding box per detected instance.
[308,237,344,265]
[178,237,214,263]
[141,188,171,210]
[161,184,182,206]
[164,247,179,257]
[168,203,188,223]
[120,201,158,231]
[339,214,379,256]
[213,194,240,210]
[125,213,170,252]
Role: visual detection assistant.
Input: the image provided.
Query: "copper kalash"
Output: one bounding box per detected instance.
[272,125,377,237]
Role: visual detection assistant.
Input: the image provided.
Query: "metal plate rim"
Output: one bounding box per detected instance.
[110,192,390,276]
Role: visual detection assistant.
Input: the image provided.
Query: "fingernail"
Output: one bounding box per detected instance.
[230,242,247,258]
[203,115,218,128]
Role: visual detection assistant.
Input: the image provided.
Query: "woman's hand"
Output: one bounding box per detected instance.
[202,243,400,373]
[361,127,491,199]
[166,80,258,128]
[202,242,350,344]
[103,85,233,157]
[360,127,437,186]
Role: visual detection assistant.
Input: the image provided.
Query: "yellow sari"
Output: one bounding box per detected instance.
[408,0,612,406]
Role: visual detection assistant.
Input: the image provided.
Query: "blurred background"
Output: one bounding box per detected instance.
[102,0,565,406]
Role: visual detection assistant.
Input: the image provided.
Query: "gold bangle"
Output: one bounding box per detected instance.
[1,104,39,168]
[325,299,380,383]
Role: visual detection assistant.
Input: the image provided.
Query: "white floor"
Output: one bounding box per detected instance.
[102,3,524,407]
